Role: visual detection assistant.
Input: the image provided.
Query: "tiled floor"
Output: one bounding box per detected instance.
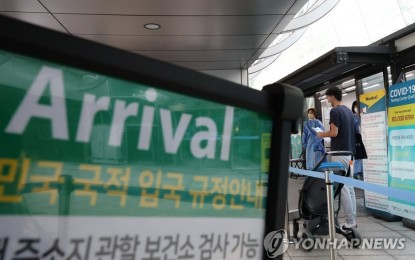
[283,216,415,259]
[284,177,415,259]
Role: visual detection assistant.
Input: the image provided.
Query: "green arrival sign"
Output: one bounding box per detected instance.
[0,50,271,218]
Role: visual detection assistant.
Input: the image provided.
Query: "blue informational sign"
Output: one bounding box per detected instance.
[388,80,415,219]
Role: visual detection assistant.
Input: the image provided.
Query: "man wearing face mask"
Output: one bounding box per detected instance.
[317,87,357,231]
[302,108,325,170]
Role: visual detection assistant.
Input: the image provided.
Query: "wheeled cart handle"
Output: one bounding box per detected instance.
[326,151,354,160]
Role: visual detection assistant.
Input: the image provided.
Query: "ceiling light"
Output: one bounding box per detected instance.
[363,82,368,86]
[345,86,356,91]
[363,83,380,90]
[144,23,161,30]
[407,73,414,77]
[342,79,354,87]
[342,93,347,96]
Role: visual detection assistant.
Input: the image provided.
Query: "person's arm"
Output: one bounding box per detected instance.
[317,123,338,138]
[354,114,360,134]
[302,124,308,148]
[318,120,325,132]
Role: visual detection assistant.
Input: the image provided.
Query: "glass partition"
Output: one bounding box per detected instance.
[361,72,385,93]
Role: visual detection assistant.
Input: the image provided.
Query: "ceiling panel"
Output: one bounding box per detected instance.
[132,50,256,62]
[78,34,268,51]
[171,61,244,70]
[1,0,309,72]
[55,14,283,36]
[243,33,284,67]
[40,0,298,15]
[287,0,308,15]
[0,0,47,12]
[0,12,67,32]
[272,15,296,34]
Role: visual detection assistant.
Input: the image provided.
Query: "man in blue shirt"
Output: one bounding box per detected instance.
[317,87,357,230]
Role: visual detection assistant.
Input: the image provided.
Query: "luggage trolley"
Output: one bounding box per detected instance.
[292,151,362,250]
